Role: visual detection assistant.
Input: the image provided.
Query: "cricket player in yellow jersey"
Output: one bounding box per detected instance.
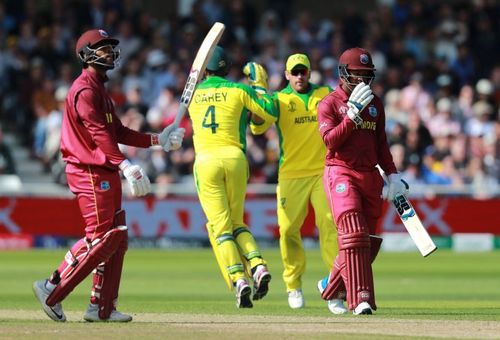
[246,54,338,310]
[188,46,277,308]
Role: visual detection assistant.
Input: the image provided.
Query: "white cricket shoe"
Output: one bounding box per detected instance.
[327,299,348,315]
[353,301,373,315]
[83,303,132,322]
[288,289,305,309]
[235,279,253,308]
[317,276,328,294]
[317,277,348,314]
[252,265,271,300]
[32,280,66,322]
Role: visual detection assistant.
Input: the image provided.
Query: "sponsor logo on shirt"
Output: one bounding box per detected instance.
[100,181,110,191]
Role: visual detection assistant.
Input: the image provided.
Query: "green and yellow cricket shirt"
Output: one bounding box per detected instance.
[251,83,332,179]
[188,76,277,154]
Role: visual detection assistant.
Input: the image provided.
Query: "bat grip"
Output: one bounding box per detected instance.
[375,164,389,184]
[173,104,187,129]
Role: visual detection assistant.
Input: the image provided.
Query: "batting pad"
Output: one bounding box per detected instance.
[97,210,128,319]
[46,226,128,306]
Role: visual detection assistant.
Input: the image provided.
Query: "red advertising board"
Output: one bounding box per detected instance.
[0,197,499,238]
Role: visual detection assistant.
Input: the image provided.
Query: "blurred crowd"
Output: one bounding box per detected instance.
[0,0,498,196]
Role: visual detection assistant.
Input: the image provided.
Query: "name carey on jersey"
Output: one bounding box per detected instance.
[194,91,228,103]
[294,115,317,124]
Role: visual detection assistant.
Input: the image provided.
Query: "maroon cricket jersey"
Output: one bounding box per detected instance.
[61,69,151,170]
[317,86,397,175]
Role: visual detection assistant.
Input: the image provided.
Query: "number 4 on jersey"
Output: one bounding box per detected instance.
[202,105,219,133]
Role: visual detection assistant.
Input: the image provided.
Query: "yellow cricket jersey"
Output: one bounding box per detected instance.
[251,83,332,179]
[189,76,277,154]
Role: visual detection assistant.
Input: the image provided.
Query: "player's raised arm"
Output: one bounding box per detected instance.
[242,62,277,135]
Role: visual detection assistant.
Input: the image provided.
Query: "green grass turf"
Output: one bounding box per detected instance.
[1,248,499,320]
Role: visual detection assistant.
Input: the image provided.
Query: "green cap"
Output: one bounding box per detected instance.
[286,53,310,72]
[206,46,229,72]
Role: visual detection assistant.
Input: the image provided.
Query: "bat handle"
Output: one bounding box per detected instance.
[376,164,389,184]
[173,104,187,129]
[376,165,390,200]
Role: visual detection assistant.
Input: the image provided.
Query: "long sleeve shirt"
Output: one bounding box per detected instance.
[188,76,277,154]
[317,85,397,175]
[61,69,151,170]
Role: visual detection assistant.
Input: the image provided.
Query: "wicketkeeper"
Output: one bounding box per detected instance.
[32,28,185,322]
[188,46,277,308]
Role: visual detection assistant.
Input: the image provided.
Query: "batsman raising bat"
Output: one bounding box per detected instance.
[188,46,277,308]
[245,54,338,310]
[316,47,410,315]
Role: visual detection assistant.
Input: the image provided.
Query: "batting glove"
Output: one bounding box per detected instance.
[386,173,409,201]
[347,82,374,126]
[119,160,151,197]
[158,124,185,152]
[243,62,268,94]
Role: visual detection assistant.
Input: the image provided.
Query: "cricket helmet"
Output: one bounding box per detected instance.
[338,47,376,88]
[76,29,120,69]
[206,46,231,75]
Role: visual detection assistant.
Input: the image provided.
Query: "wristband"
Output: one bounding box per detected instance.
[151,134,159,146]
[118,159,131,171]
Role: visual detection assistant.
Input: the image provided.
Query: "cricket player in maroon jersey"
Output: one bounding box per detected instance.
[315,47,409,315]
[32,29,185,322]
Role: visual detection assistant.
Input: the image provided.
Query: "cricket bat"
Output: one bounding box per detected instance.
[377,166,437,257]
[173,22,225,127]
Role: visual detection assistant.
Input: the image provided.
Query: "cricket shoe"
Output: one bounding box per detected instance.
[317,275,329,295]
[288,289,305,309]
[317,277,348,315]
[353,302,373,315]
[84,303,133,322]
[252,265,271,300]
[32,280,66,322]
[235,279,253,308]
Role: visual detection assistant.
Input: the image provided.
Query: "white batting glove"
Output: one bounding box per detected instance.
[386,173,409,201]
[119,160,151,197]
[347,82,374,126]
[158,125,185,151]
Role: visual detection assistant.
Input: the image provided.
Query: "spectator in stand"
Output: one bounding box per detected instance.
[0,126,16,174]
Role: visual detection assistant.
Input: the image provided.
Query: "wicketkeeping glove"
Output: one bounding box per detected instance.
[243,62,268,94]
[386,173,410,201]
[158,124,185,152]
[347,82,374,126]
[119,160,151,197]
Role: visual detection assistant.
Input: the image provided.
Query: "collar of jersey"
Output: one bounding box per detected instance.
[279,82,320,110]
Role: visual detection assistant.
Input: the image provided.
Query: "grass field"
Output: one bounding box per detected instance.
[1,248,500,339]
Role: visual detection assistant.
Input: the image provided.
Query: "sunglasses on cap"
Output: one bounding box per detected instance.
[291,68,309,76]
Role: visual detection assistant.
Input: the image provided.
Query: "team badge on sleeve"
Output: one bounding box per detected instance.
[335,183,346,193]
[100,181,110,191]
